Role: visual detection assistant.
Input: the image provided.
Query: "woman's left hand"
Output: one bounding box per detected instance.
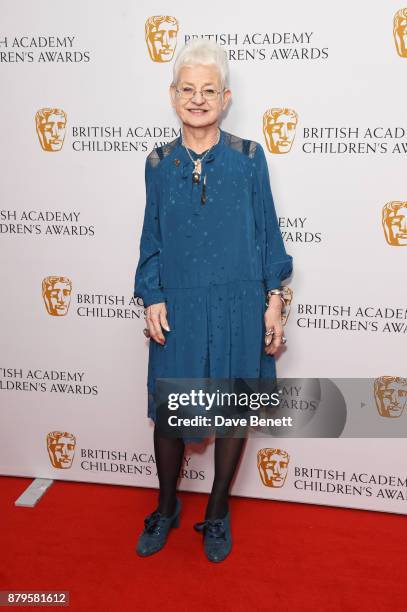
[264,301,285,355]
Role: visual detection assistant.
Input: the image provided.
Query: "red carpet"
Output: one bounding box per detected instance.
[1,475,406,611]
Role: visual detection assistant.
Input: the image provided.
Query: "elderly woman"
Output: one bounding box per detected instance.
[133,39,293,562]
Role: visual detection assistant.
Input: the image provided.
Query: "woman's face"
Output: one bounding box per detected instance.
[169,63,231,129]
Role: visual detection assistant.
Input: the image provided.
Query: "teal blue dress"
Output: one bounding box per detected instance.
[134,128,293,430]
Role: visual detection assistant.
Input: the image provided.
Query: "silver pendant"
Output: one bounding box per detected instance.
[192,159,201,184]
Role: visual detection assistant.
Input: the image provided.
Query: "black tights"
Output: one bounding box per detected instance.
[153,424,246,519]
[153,425,185,517]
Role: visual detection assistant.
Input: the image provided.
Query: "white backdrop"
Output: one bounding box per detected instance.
[1,0,406,514]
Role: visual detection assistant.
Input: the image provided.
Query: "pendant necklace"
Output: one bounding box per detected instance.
[181,127,220,205]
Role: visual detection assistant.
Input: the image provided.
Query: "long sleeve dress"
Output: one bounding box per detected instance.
[134,127,293,427]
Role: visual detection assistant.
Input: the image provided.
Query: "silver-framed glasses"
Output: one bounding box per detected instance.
[175,86,225,101]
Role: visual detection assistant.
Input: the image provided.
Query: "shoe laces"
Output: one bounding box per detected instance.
[196,518,227,541]
[144,511,165,535]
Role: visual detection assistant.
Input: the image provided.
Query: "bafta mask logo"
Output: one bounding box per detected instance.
[374,376,407,418]
[281,286,293,327]
[382,201,407,246]
[35,108,67,152]
[263,108,298,154]
[42,276,72,316]
[393,8,407,57]
[47,431,76,469]
[257,448,290,488]
[145,16,179,62]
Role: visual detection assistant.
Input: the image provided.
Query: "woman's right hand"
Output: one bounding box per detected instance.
[145,302,170,345]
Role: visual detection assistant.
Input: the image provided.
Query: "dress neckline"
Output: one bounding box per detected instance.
[177,127,225,159]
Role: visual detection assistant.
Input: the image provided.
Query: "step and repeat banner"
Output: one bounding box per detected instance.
[0,1,406,514]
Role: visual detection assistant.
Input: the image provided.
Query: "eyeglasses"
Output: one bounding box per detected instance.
[175,86,224,101]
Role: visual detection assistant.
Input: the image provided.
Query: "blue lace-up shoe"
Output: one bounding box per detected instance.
[193,512,232,562]
[136,498,181,557]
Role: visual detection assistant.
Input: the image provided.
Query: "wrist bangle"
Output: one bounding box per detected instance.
[265,288,285,309]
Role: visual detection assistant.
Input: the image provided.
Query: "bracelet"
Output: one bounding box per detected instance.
[265,288,285,309]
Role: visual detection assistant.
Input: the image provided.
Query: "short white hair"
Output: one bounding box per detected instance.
[172,39,230,89]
